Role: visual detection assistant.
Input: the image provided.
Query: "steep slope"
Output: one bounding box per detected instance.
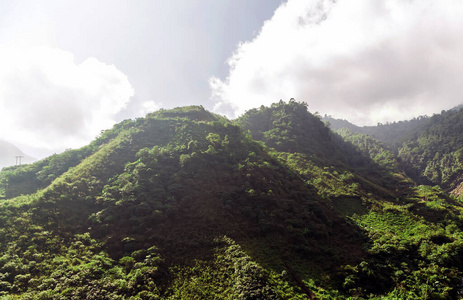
[0,105,363,299]
[397,108,463,192]
[238,101,463,299]
[2,104,463,298]
[236,100,334,158]
[236,100,410,199]
[326,107,463,194]
[335,128,402,173]
[0,117,144,199]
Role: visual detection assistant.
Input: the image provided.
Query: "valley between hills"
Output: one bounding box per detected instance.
[1,100,463,299]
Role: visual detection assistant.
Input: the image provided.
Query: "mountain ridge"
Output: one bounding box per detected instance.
[324,106,463,194]
[1,102,463,298]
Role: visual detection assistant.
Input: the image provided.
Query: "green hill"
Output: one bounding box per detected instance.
[1,103,463,299]
[325,107,463,195]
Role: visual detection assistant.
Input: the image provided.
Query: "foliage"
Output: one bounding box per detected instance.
[397,109,463,191]
[1,103,463,298]
[235,100,333,157]
[167,237,306,299]
[327,107,463,194]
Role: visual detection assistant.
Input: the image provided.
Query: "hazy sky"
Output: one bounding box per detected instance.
[0,0,281,158]
[1,0,463,159]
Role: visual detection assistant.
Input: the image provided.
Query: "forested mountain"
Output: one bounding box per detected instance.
[324,114,430,150]
[1,102,463,298]
[325,107,463,194]
[0,140,35,170]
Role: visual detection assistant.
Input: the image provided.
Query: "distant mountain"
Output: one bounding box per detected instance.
[325,106,463,194]
[0,140,35,169]
[1,103,463,298]
[323,114,430,149]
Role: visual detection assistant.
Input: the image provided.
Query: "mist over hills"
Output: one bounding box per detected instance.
[1,102,463,298]
[0,140,36,170]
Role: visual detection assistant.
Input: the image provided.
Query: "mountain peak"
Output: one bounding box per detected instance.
[2,103,463,298]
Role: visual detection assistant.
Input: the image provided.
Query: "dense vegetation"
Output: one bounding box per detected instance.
[326,107,463,195]
[1,102,463,298]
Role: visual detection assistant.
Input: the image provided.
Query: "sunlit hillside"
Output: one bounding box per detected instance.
[1,102,463,298]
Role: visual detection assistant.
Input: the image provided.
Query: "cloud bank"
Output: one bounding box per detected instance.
[0,45,134,155]
[210,0,463,125]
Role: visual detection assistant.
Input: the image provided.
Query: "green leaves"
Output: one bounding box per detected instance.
[3,103,463,298]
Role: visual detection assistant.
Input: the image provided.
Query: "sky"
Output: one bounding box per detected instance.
[0,0,281,158]
[1,0,463,160]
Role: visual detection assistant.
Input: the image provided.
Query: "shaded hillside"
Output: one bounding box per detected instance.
[397,108,463,192]
[325,107,463,194]
[335,128,402,173]
[0,105,364,299]
[1,104,463,298]
[236,100,410,196]
[237,101,463,298]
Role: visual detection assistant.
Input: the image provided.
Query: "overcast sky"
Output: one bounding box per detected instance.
[1,0,463,160]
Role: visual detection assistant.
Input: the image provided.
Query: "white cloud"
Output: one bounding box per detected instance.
[210,0,463,125]
[0,45,134,154]
[138,100,161,116]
